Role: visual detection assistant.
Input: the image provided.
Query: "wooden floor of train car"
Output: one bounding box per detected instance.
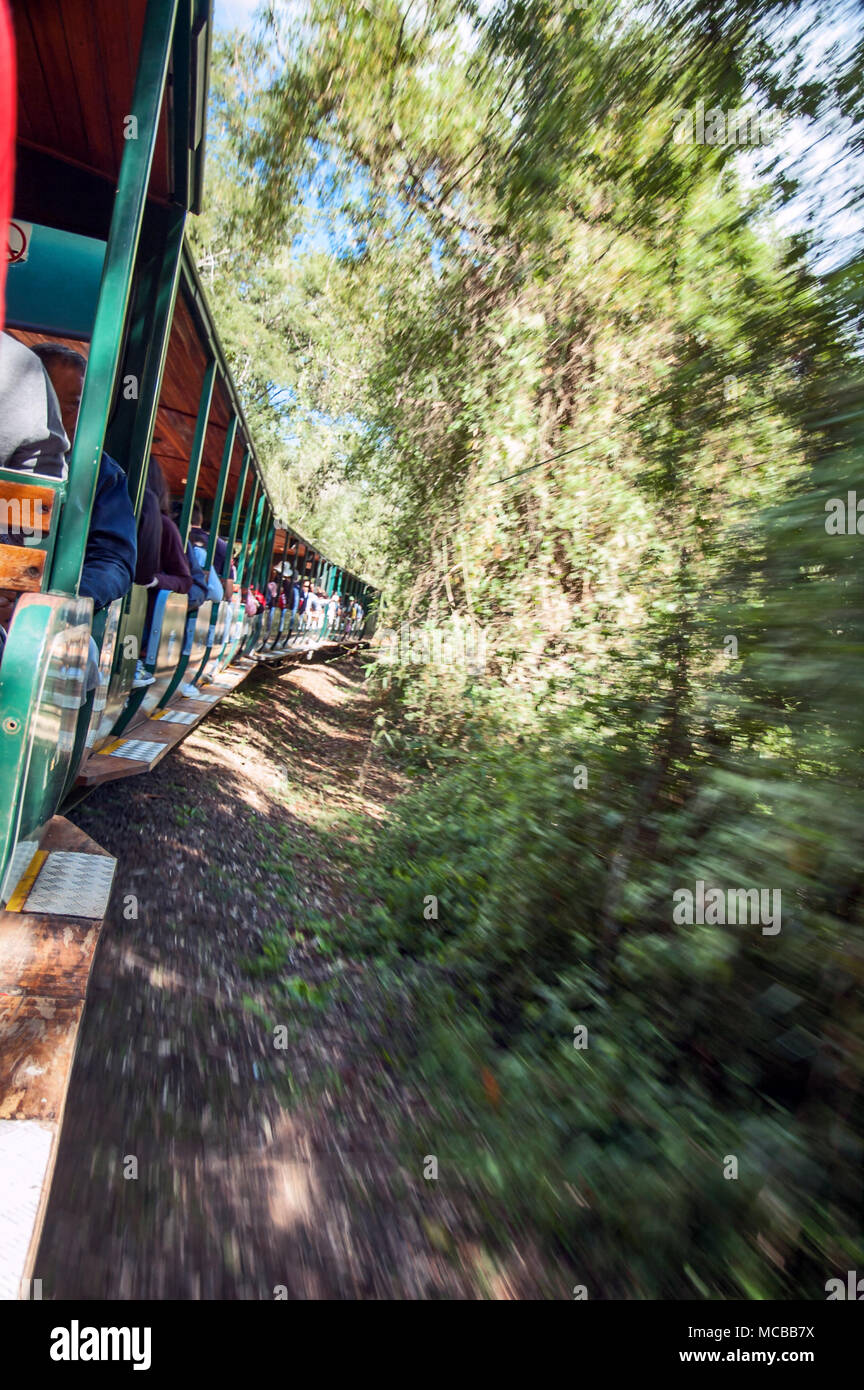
[0,658,257,1296]
[0,817,115,1301]
[0,636,366,1298]
[77,638,362,789]
[76,657,258,789]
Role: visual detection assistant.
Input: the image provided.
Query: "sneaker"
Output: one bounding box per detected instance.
[179,682,200,699]
[132,660,155,689]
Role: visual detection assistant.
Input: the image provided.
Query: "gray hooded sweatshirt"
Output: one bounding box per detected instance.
[0,331,69,477]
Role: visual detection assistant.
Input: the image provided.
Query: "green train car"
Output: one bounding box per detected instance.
[1,0,376,902]
[0,0,375,1296]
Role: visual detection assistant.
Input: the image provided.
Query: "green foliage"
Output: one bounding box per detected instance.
[340,712,864,1296]
[205,0,862,1294]
[241,929,290,978]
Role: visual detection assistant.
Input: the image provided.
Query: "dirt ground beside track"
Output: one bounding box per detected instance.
[34,652,535,1300]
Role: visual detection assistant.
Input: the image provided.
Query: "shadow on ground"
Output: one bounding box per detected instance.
[35,654,487,1299]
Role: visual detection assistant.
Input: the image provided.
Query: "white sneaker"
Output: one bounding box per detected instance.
[132,660,155,689]
[179,681,200,698]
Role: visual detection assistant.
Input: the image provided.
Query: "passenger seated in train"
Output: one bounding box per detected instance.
[296,577,309,628]
[0,341,66,660]
[175,542,213,700]
[0,532,25,662]
[31,344,137,615]
[185,542,215,608]
[291,570,302,615]
[0,331,69,476]
[133,459,191,689]
[1,339,137,688]
[146,459,192,597]
[135,473,162,589]
[305,584,322,629]
[188,503,234,599]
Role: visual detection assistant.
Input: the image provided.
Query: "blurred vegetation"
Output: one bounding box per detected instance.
[203,0,863,1295]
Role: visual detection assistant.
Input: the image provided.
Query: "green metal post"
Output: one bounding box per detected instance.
[221,451,250,581]
[171,0,192,209]
[270,523,289,641]
[237,480,261,586]
[51,0,180,594]
[124,204,186,515]
[255,511,274,592]
[254,501,271,591]
[264,519,277,589]
[252,510,267,592]
[178,357,216,544]
[203,416,237,572]
[288,535,298,579]
[242,490,266,589]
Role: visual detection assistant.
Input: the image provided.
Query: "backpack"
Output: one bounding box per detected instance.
[191,543,224,602]
[185,544,209,609]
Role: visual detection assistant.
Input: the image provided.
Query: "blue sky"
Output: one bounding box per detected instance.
[212,0,861,274]
[214,0,262,32]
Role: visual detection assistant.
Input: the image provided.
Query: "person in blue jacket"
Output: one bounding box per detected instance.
[31,343,137,611]
[30,343,138,695]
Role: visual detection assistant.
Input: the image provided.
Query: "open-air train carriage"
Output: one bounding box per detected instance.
[0,0,376,1300]
[1,0,377,898]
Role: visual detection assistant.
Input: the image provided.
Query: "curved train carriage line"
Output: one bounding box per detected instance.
[0,0,378,1298]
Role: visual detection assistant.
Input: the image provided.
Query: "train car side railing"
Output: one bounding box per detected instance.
[0,592,92,905]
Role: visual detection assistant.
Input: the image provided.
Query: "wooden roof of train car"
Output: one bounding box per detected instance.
[8,1,267,517]
[11,0,210,224]
[10,1,376,585]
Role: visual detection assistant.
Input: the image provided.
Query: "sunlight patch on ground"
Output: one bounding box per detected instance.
[284,666,359,708]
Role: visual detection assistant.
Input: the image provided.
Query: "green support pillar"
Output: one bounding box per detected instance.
[243,490,266,589]
[221,451,250,582]
[177,358,216,543]
[257,514,273,592]
[123,205,186,515]
[255,511,275,592]
[235,478,260,586]
[203,417,238,573]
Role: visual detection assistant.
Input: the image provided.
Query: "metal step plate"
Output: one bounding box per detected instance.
[98,738,166,763]
[0,1119,53,1301]
[153,710,197,725]
[7,850,116,919]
